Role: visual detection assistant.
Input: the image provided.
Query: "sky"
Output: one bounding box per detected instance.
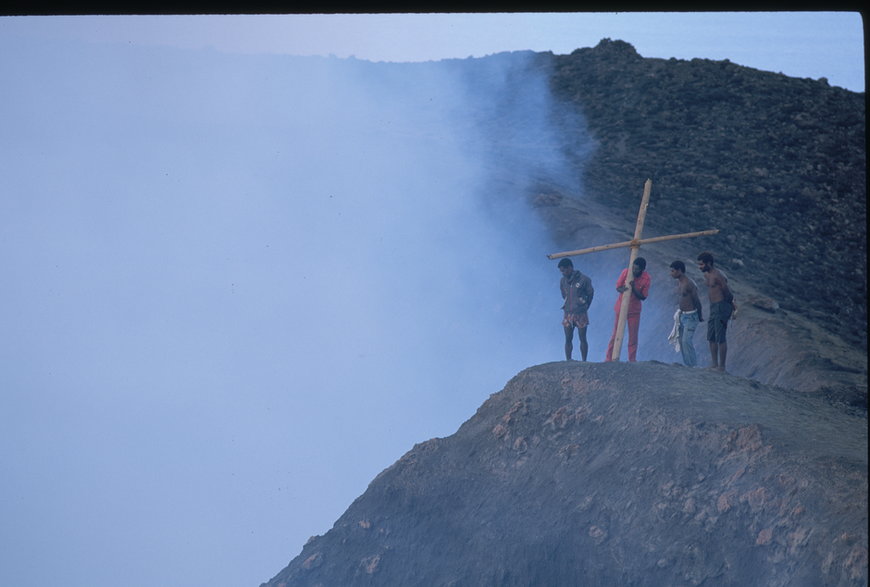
[0,12,865,587]
[1,12,865,91]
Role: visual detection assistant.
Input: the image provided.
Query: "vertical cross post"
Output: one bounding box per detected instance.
[610,178,652,361]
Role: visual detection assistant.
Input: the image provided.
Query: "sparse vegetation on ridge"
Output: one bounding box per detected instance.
[545,39,865,348]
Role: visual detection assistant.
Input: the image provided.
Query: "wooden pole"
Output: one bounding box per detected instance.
[546,229,720,260]
[610,179,652,361]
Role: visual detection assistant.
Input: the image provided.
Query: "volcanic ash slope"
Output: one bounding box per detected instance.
[264,361,868,587]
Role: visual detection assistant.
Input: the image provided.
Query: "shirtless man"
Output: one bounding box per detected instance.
[669,260,704,366]
[697,251,736,371]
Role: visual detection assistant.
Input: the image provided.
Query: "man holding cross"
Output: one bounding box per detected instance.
[605,257,650,362]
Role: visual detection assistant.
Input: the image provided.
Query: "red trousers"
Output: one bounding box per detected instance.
[606,312,641,362]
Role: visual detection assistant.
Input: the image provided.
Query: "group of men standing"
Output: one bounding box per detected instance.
[558,251,735,371]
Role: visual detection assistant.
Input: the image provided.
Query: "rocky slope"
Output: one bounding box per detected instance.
[262,362,867,586]
[542,39,866,350]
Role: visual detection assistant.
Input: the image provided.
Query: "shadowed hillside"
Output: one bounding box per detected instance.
[542,39,865,349]
[262,362,867,586]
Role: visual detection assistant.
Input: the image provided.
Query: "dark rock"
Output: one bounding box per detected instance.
[262,362,867,586]
[745,295,780,313]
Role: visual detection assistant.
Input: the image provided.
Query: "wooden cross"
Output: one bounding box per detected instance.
[548,179,719,361]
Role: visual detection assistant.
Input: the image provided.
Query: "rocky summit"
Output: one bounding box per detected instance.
[263,361,867,586]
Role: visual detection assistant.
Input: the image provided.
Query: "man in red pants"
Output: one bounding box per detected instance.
[605,257,651,362]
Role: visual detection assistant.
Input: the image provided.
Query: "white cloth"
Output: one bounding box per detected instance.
[668,309,681,353]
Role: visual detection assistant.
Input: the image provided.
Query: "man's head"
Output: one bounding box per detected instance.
[670,260,686,279]
[558,257,574,277]
[697,251,714,273]
[632,257,646,277]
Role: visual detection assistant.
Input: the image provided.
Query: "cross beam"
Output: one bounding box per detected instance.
[546,229,720,260]
[548,179,719,361]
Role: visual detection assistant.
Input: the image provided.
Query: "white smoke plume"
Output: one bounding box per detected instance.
[0,40,607,586]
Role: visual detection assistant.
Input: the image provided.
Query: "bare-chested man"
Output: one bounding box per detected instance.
[669,261,704,366]
[697,251,736,371]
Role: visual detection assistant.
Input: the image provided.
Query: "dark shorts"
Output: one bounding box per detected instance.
[563,312,589,329]
[707,301,733,343]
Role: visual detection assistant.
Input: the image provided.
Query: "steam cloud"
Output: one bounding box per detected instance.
[0,40,669,587]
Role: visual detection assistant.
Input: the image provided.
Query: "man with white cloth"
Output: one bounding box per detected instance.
[668,260,704,366]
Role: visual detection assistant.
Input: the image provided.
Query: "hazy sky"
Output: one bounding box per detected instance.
[0,12,864,587]
[2,12,865,90]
